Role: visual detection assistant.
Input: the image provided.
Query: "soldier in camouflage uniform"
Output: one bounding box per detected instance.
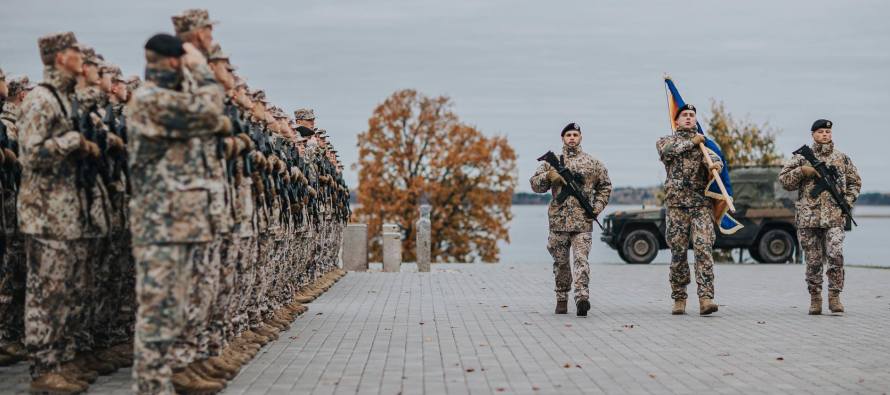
[126,33,231,394]
[530,123,612,317]
[656,104,722,316]
[0,72,30,367]
[72,45,123,376]
[17,31,108,393]
[98,64,137,360]
[779,119,861,315]
[170,9,239,385]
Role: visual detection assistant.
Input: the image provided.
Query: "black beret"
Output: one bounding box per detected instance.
[296,125,316,137]
[561,122,581,136]
[811,119,833,132]
[144,33,185,58]
[674,103,696,120]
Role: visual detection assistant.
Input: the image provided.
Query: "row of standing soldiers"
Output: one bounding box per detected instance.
[0,8,352,395]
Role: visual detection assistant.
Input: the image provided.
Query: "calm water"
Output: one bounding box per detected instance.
[499,204,890,267]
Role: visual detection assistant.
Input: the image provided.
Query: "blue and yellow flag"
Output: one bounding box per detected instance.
[664,77,743,235]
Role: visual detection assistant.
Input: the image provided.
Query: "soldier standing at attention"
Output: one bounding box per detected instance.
[656,104,722,316]
[0,72,30,368]
[126,33,230,394]
[530,123,612,317]
[18,31,105,393]
[778,119,861,315]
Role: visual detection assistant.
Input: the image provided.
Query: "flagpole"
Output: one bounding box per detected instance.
[662,74,736,213]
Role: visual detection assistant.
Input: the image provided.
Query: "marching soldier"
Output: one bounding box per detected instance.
[779,119,861,315]
[530,123,612,317]
[656,104,722,316]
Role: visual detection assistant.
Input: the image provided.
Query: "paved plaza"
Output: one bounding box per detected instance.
[2,263,890,394]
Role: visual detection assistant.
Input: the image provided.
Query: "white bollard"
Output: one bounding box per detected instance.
[416,205,431,272]
[382,223,402,272]
[342,224,368,272]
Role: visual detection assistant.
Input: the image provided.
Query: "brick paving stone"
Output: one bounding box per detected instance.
[2,263,890,394]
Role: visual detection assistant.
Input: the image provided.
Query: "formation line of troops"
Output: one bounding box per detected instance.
[0,8,352,395]
[531,105,861,317]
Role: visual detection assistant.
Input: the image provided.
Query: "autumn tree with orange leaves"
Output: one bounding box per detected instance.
[354,89,517,263]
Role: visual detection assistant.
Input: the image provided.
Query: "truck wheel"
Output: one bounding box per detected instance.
[756,228,795,263]
[621,229,658,264]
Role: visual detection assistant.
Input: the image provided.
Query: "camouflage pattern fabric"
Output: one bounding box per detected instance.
[655,128,722,208]
[546,231,592,302]
[132,243,205,395]
[778,142,862,228]
[24,237,91,378]
[529,144,612,233]
[666,206,715,300]
[798,227,845,295]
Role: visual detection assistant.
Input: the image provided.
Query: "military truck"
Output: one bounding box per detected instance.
[600,166,801,264]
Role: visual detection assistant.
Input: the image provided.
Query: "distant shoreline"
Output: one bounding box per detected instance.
[512,189,890,206]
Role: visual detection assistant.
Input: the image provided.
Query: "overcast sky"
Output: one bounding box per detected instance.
[2,0,887,191]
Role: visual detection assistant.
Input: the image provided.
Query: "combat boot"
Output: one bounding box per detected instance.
[3,341,27,359]
[172,368,224,394]
[699,298,718,316]
[555,300,567,314]
[30,372,87,394]
[187,363,227,387]
[0,353,18,367]
[241,330,269,345]
[80,353,117,375]
[97,348,130,369]
[60,362,98,384]
[207,356,239,378]
[671,299,686,315]
[294,294,315,304]
[828,291,844,313]
[576,300,591,317]
[808,294,822,315]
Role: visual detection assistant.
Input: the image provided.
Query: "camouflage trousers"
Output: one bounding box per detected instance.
[172,237,220,366]
[230,236,258,336]
[798,227,845,295]
[24,237,92,378]
[546,231,592,302]
[666,206,716,300]
[132,243,205,395]
[207,235,239,356]
[248,233,273,329]
[0,234,26,348]
[91,233,129,350]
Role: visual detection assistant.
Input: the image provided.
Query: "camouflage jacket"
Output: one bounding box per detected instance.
[125,65,228,245]
[17,67,108,239]
[530,145,612,232]
[656,128,723,208]
[184,68,232,236]
[778,142,861,228]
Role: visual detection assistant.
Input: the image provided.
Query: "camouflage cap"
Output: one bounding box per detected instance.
[234,74,247,89]
[270,106,288,119]
[38,31,79,65]
[78,45,104,66]
[172,9,219,35]
[293,108,315,120]
[250,89,268,103]
[316,128,329,139]
[8,76,33,97]
[125,75,142,91]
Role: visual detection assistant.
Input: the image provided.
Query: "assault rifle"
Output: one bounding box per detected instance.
[793,145,857,227]
[102,103,130,194]
[537,150,603,230]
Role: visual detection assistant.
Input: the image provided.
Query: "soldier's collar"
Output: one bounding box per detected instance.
[43,65,77,94]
